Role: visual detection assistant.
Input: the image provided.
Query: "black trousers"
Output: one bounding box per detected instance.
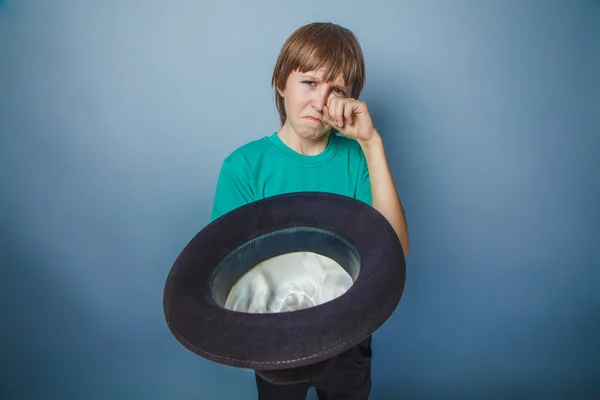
[255,336,372,400]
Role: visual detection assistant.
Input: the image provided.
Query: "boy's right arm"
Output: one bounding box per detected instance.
[210,156,254,222]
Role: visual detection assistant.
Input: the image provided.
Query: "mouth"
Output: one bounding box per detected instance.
[304,116,322,123]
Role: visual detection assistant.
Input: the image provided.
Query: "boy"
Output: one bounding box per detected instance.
[210,22,410,400]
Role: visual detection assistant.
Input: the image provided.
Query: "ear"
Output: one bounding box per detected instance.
[276,85,285,98]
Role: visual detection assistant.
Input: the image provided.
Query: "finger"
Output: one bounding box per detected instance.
[344,102,354,126]
[326,98,340,128]
[326,104,341,128]
[334,99,346,128]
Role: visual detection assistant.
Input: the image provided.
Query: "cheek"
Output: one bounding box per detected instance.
[284,96,298,117]
[285,90,309,115]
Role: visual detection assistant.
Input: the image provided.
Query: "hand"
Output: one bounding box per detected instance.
[323,97,378,145]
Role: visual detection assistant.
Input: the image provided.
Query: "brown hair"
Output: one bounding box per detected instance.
[271,22,366,126]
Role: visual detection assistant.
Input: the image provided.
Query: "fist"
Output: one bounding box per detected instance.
[323,97,377,144]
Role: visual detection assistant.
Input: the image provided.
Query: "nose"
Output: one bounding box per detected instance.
[311,87,330,112]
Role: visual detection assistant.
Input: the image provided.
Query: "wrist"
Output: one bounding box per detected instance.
[358,129,382,150]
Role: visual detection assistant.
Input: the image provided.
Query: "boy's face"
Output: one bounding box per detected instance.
[278,67,352,140]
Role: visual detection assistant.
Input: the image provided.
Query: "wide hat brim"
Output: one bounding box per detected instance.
[163,192,406,384]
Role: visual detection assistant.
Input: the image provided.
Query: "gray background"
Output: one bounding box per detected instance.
[2,0,599,399]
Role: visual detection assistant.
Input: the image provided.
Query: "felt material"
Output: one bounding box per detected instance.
[163,192,406,383]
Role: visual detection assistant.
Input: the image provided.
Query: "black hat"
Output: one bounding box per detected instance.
[163,192,406,384]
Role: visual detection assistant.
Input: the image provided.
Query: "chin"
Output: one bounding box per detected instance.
[296,126,332,140]
[300,131,323,139]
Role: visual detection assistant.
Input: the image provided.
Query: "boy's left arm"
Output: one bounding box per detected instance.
[359,133,410,256]
[324,98,410,256]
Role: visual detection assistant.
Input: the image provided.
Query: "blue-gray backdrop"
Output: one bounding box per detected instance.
[2,1,599,399]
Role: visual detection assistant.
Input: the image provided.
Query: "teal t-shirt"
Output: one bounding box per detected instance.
[210,132,372,221]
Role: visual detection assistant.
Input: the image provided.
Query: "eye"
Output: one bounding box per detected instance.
[333,88,346,96]
[303,80,315,86]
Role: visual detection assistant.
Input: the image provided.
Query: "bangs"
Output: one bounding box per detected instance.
[292,30,365,90]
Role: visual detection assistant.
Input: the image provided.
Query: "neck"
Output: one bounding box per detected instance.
[277,122,330,156]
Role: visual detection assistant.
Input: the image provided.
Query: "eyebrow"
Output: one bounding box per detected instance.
[302,74,321,81]
[301,74,349,91]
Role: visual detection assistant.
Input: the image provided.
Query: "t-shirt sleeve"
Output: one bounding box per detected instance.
[210,155,255,222]
[355,149,372,206]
